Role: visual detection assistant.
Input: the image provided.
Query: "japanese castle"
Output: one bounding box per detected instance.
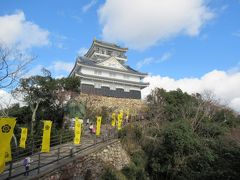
[70,39,148,99]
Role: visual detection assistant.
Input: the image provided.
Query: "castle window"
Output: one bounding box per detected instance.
[109,72,116,77]
[110,84,116,90]
[100,49,105,54]
[95,82,101,88]
[94,70,102,75]
[107,50,112,55]
[119,53,124,58]
[124,75,129,79]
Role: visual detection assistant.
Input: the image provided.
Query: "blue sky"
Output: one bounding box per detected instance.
[1,0,240,111]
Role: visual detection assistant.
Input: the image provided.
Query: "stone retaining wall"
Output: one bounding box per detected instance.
[39,140,130,180]
[77,93,147,113]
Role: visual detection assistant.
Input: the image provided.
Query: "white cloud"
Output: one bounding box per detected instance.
[142,70,240,112]
[55,42,65,49]
[52,61,74,73]
[82,0,97,13]
[24,61,74,79]
[136,57,154,69]
[158,52,172,62]
[136,52,172,69]
[0,11,50,49]
[98,0,214,50]
[52,33,68,49]
[77,47,88,56]
[233,30,240,38]
[220,5,228,11]
[0,90,20,109]
[0,62,73,109]
[70,15,82,23]
[23,65,44,77]
[230,98,240,112]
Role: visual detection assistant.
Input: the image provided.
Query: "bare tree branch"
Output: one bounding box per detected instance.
[0,44,33,89]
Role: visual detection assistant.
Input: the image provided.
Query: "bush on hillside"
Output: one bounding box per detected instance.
[101,166,127,180]
[119,88,240,180]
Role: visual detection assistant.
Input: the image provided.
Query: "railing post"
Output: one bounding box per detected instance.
[107,129,109,141]
[8,161,13,179]
[37,152,41,174]
[57,147,60,162]
[70,147,73,157]
[32,138,35,155]
[106,129,108,141]
[60,130,63,145]
[94,136,96,144]
[102,133,104,142]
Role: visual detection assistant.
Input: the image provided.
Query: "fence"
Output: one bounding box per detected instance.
[10,130,74,162]
[0,114,147,180]
[0,125,118,180]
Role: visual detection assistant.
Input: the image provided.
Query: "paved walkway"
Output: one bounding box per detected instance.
[0,127,116,180]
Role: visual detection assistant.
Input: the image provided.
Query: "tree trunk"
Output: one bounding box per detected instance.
[31,101,40,137]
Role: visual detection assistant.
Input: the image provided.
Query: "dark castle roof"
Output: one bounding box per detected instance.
[93,39,128,51]
[85,39,128,58]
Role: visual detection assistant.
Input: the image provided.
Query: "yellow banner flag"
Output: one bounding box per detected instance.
[74,118,82,145]
[0,117,16,173]
[111,113,116,127]
[5,144,12,162]
[19,128,28,149]
[41,120,52,153]
[120,110,124,116]
[0,152,4,174]
[96,116,102,136]
[117,113,123,130]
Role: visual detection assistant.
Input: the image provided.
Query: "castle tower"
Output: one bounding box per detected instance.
[70,39,148,99]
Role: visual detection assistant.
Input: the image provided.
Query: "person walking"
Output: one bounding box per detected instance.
[23,156,32,176]
[89,123,93,134]
[92,125,96,134]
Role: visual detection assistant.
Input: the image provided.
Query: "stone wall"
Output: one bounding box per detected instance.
[94,142,130,170]
[77,93,147,113]
[38,140,130,180]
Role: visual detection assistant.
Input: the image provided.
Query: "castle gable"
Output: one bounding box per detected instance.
[97,57,127,71]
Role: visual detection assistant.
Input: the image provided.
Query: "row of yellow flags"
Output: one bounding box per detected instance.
[0,111,127,173]
[0,118,52,173]
[74,111,125,144]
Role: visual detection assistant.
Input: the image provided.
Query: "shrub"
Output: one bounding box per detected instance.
[101,167,117,180]
[122,163,138,179]
[101,166,127,180]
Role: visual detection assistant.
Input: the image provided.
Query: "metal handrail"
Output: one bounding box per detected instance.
[0,128,118,180]
[0,117,145,180]
[8,138,114,179]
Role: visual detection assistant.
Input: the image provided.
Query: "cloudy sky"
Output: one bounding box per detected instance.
[0,0,240,111]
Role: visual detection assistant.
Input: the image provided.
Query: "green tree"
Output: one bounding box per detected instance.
[120,88,240,180]
[50,76,80,127]
[14,71,53,136]
[13,69,80,135]
[6,103,31,124]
